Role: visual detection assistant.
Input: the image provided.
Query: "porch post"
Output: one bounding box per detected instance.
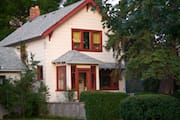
[96,65,100,90]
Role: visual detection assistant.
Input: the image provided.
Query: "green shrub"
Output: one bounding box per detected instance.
[172,91,180,100]
[80,91,128,120]
[119,94,180,120]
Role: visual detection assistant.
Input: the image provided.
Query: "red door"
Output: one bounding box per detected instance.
[76,68,91,99]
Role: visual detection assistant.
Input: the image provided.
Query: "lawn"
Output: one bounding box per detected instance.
[6,116,79,120]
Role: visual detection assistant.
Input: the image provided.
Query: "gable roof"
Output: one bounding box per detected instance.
[0,0,97,47]
[52,50,103,64]
[0,47,24,72]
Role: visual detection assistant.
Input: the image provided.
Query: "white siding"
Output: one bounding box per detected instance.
[21,6,124,102]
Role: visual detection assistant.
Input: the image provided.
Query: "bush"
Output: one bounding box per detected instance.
[172,91,180,100]
[119,94,180,120]
[0,55,48,118]
[80,91,128,120]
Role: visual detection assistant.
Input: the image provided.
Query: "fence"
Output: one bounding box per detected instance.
[47,102,86,120]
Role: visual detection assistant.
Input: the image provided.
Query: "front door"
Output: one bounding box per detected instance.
[76,69,91,99]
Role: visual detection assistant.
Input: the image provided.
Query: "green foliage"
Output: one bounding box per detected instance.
[80,91,128,120]
[119,94,180,120]
[63,0,81,7]
[172,91,180,101]
[0,0,62,41]
[0,79,17,111]
[143,78,160,92]
[100,0,180,93]
[0,55,49,117]
[64,89,75,102]
[6,116,78,120]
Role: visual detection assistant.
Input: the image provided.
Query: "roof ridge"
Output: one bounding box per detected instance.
[33,0,85,21]
[0,0,97,47]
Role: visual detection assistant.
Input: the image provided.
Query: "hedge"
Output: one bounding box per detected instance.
[119,94,180,120]
[80,91,128,120]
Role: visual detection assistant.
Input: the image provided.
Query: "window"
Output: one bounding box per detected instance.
[72,29,102,51]
[0,76,5,85]
[100,69,119,90]
[37,65,43,80]
[57,66,66,91]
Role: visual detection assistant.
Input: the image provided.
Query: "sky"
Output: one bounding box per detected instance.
[106,0,120,5]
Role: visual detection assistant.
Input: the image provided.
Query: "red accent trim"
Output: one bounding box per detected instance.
[42,0,98,38]
[56,66,58,91]
[48,32,53,41]
[72,28,102,52]
[75,68,92,99]
[86,4,89,11]
[37,65,43,80]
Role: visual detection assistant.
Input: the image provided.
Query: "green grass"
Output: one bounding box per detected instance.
[6,116,79,120]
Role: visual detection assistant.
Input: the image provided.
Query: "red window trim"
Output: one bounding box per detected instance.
[72,29,102,52]
[56,66,66,91]
[91,66,96,90]
[100,69,119,90]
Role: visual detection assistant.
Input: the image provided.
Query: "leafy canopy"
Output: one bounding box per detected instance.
[99,0,180,93]
[0,0,62,41]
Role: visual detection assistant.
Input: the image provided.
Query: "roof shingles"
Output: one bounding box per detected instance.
[53,50,103,64]
[0,47,24,71]
[0,0,84,46]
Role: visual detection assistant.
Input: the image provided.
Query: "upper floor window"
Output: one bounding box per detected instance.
[72,29,102,52]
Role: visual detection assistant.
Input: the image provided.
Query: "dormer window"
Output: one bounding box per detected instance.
[72,29,102,52]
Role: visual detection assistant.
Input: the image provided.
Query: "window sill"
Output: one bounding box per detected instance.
[56,89,66,92]
[72,48,102,52]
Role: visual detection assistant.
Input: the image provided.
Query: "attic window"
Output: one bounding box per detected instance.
[72,29,102,52]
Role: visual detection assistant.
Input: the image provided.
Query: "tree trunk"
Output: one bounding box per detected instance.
[159,78,174,94]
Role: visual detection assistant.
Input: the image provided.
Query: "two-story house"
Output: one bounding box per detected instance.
[0,0,125,102]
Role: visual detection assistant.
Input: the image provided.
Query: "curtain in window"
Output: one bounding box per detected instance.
[73,31,81,43]
[57,66,66,90]
[93,32,100,44]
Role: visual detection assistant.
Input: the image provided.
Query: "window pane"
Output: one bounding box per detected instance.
[57,66,66,90]
[93,32,100,44]
[100,69,118,90]
[83,32,90,49]
[73,31,81,43]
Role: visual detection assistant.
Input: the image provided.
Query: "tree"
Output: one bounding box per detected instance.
[63,0,81,6]
[0,54,49,117]
[0,0,62,41]
[99,0,180,94]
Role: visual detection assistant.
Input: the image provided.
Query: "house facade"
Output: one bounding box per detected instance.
[0,47,24,84]
[0,0,125,102]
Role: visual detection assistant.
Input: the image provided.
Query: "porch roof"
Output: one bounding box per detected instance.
[52,50,103,65]
[99,62,126,70]
[99,63,116,69]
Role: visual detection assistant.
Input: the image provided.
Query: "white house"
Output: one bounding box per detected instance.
[0,0,125,102]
